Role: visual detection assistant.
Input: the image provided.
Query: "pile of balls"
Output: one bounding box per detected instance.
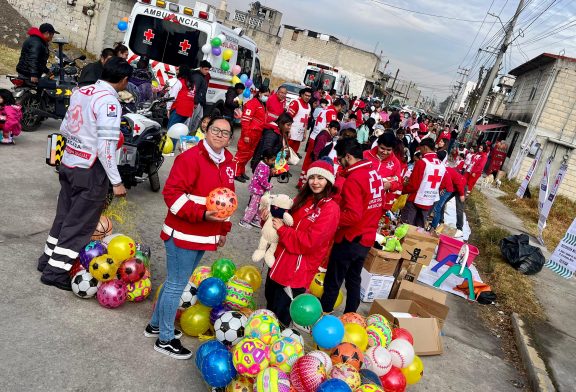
[69,215,152,309]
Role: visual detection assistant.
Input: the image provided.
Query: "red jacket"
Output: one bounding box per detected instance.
[265,93,286,123]
[437,131,451,144]
[161,141,235,250]
[445,167,465,196]
[470,152,488,174]
[363,147,403,210]
[270,197,340,289]
[171,79,196,117]
[404,152,442,210]
[241,97,267,139]
[335,160,384,247]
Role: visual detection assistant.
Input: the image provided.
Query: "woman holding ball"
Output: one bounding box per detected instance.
[144,117,235,359]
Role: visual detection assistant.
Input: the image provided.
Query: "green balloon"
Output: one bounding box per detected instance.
[290,293,322,326]
[221,60,230,72]
[210,37,222,47]
[211,258,236,282]
[134,250,150,269]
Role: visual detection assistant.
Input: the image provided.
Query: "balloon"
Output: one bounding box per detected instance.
[243,88,251,99]
[235,265,262,291]
[196,339,227,369]
[392,328,414,346]
[400,356,423,385]
[167,123,189,138]
[201,349,237,387]
[290,294,322,326]
[245,79,253,88]
[231,75,241,85]
[343,323,369,351]
[222,49,234,61]
[107,235,136,263]
[240,74,249,83]
[217,33,227,43]
[379,367,406,392]
[151,80,159,88]
[212,47,222,56]
[309,273,344,307]
[121,17,129,22]
[232,65,242,76]
[117,21,128,32]
[211,258,236,282]
[198,277,227,307]
[221,60,230,72]
[388,339,415,369]
[312,315,345,349]
[211,37,222,47]
[202,43,212,54]
[180,303,211,336]
[161,136,173,154]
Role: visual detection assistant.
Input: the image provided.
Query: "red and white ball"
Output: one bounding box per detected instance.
[364,346,392,376]
[388,339,415,369]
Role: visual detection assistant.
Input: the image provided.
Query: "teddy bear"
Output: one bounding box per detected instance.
[252,193,294,267]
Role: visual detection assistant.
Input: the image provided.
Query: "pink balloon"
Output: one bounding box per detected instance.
[232,65,242,76]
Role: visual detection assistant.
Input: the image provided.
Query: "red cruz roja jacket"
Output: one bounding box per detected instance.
[363,147,403,210]
[241,97,267,141]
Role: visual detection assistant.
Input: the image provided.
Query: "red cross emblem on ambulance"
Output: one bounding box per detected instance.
[143,29,155,45]
[179,39,191,56]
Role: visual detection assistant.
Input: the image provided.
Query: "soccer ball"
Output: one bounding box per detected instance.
[269,335,304,373]
[71,270,100,298]
[245,314,281,345]
[89,254,118,282]
[281,327,304,345]
[215,311,247,346]
[126,277,152,302]
[179,282,198,309]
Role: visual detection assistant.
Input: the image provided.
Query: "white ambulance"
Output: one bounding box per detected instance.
[303,62,349,96]
[123,0,264,114]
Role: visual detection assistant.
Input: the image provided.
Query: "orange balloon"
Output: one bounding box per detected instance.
[121,17,129,22]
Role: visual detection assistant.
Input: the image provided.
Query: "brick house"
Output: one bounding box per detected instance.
[502,53,576,201]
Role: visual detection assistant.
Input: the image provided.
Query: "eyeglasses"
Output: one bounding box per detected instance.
[209,127,232,138]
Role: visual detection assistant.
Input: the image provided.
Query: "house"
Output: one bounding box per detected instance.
[501,53,576,201]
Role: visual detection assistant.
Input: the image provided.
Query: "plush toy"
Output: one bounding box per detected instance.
[382,224,409,252]
[252,193,294,267]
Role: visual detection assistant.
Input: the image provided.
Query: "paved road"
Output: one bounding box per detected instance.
[0,121,525,391]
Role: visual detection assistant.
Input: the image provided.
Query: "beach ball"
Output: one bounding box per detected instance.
[290,355,327,392]
[107,235,136,262]
[235,265,262,291]
[225,276,254,310]
[366,323,393,348]
[364,346,392,377]
[232,337,270,377]
[307,350,332,374]
[340,313,366,328]
[245,313,280,345]
[126,277,151,302]
[269,335,304,373]
[212,258,236,282]
[89,254,118,282]
[391,328,414,346]
[400,355,423,385]
[343,323,369,352]
[198,277,227,307]
[206,187,238,219]
[330,363,361,390]
[378,367,406,392]
[318,379,352,392]
[202,349,237,387]
[97,279,127,309]
[255,367,291,392]
[79,241,107,269]
[388,339,415,369]
[330,342,364,371]
[191,265,212,286]
[366,315,391,329]
[196,339,227,370]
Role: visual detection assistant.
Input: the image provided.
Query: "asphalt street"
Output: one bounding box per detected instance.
[0,120,526,391]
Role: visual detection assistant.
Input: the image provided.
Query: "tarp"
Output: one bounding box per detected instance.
[476,123,507,131]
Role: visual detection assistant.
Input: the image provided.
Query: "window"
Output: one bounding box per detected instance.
[253,58,262,89]
[304,69,318,87]
[237,46,254,77]
[291,30,298,41]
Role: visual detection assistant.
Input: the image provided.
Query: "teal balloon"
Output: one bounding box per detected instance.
[289,293,322,326]
[210,37,222,47]
[243,88,251,98]
[239,74,249,83]
[117,21,128,32]
[312,315,344,349]
[211,258,236,282]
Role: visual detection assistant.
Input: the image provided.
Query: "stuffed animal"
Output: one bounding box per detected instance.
[252,193,294,267]
[382,223,409,252]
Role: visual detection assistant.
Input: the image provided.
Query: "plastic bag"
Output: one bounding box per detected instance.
[499,234,545,275]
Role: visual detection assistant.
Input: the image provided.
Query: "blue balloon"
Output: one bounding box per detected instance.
[117,21,128,32]
[195,339,227,370]
[197,277,227,307]
[312,315,344,349]
[201,349,237,387]
[359,369,383,387]
[317,379,352,392]
[243,88,251,99]
[239,74,248,83]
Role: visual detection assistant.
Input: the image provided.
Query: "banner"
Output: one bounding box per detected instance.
[538,162,568,242]
[545,218,576,279]
[538,157,552,213]
[516,146,543,198]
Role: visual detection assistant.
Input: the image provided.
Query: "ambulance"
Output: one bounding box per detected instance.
[303,62,349,96]
[123,0,264,114]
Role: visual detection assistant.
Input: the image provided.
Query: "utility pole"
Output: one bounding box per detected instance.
[386,69,399,105]
[406,81,413,105]
[467,0,525,140]
[445,67,469,121]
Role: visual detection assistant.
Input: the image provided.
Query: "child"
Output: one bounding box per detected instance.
[0,89,22,145]
[193,114,210,140]
[239,149,276,229]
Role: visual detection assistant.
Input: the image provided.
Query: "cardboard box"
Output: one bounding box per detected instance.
[396,280,449,329]
[360,268,395,302]
[369,299,443,356]
[364,248,403,276]
[400,225,439,266]
[388,260,423,299]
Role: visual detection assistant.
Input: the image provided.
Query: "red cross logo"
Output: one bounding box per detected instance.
[179,39,191,52]
[427,169,443,188]
[300,114,309,127]
[144,29,155,41]
[134,123,141,133]
[109,104,116,112]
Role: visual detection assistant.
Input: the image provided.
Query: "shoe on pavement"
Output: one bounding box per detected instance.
[292,322,311,334]
[143,324,183,339]
[234,176,247,183]
[40,275,72,291]
[238,221,251,229]
[154,338,192,360]
[241,173,250,181]
[249,220,261,228]
[454,229,464,238]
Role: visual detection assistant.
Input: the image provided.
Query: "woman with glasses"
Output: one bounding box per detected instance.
[144,117,235,360]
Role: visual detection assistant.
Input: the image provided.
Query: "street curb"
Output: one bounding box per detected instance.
[511,313,556,392]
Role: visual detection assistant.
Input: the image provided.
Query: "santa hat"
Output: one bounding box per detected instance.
[307,159,335,185]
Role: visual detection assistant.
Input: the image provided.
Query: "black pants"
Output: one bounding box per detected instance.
[264,274,306,327]
[320,239,370,313]
[38,162,109,284]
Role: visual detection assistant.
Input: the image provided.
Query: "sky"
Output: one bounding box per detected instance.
[215,0,576,102]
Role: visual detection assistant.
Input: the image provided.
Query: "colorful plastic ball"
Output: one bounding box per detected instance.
[317,379,352,392]
[207,188,238,219]
[211,304,231,325]
[89,254,118,282]
[359,369,383,387]
[180,303,211,337]
[340,313,367,328]
[225,276,254,310]
[364,346,392,377]
[281,328,304,345]
[270,335,304,373]
[330,342,364,371]
[235,265,262,291]
[118,258,146,283]
[366,323,392,348]
[212,258,236,282]
[79,241,107,269]
[245,314,281,345]
[195,339,227,370]
[126,277,151,302]
[255,367,291,392]
[249,309,278,321]
[330,363,361,390]
[134,250,150,269]
[198,277,227,307]
[71,270,99,298]
[307,350,332,374]
[69,259,84,277]
[202,349,237,388]
[97,279,127,308]
[378,367,406,392]
[355,384,384,392]
[366,315,391,329]
[290,355,327,392]
[400,355,423,385]
[387,339,415,369]
[107,235,136,263]
[312,315,345,350]
[117,21,128,31]
[226,376,254,392]
[290,294,322,327]
[179,281,198,308]
[343,323,369,352]
[391,328,414,346]
[232,337,270,377]
[191,265,212,286]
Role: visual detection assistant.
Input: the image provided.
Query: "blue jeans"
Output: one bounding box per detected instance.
[150,237,205,341]
[167,110,189,148]
[431,190,453,229]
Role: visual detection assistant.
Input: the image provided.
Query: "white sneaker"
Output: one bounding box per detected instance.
[454,229,464,238]
[238,221,251,229]
[292,322,311,334]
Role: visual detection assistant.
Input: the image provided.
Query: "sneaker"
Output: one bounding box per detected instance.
[238,221,251,229]
[154,338,192,360]
[40,275,72,291]
[234,176,247,183]
[454,229,464,238]
[144,324,183,339]
[241,173,250,181]
[292,322,311,334]
[249,220,261,228]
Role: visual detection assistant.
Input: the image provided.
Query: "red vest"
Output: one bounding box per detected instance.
[171,79,196,117]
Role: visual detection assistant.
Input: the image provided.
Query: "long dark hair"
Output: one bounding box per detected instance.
[0,89,16,106]
[291,180,334,212]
